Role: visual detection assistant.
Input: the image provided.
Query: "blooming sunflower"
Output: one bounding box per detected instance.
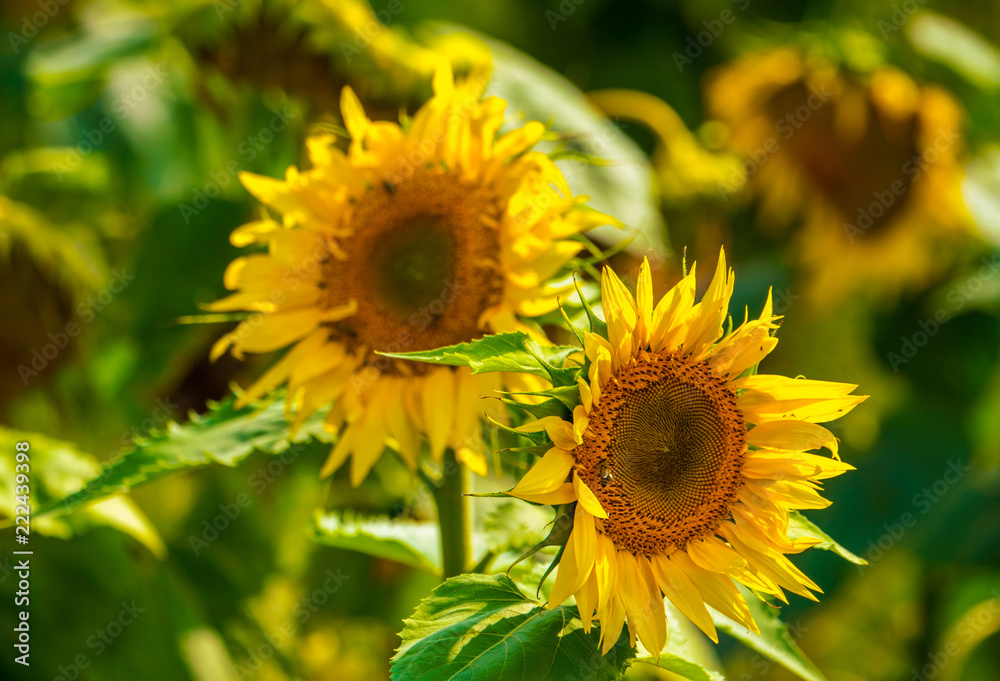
[507,248,865,657]
[707,48,970,307]
[209,64,613,484]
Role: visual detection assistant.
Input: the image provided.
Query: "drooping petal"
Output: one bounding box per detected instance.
[650,554,718,643]
[423,369,456,462]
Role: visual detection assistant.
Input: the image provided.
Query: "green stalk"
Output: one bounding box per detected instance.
[432,448,471,579]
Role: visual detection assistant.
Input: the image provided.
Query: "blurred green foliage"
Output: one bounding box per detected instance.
[1,0,999,680]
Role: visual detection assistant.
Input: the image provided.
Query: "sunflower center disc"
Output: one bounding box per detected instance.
[766,80,918,234]
[323,172,504,371]
[372,218,457,316]
[575,351,747,555]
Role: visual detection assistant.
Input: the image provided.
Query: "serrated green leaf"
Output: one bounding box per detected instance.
[0,428,165,556]
[523,337,580,387]
[313,512,441,575]
[713,589,827,681]
[392,573,634,681]
[39,396,331,516]
[379,332,579,382]
[788,511,867,566]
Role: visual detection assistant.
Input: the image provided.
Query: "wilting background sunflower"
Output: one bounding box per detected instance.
[1,0,999,680]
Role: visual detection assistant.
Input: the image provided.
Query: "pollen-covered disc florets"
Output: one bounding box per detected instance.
[575,350,746,555]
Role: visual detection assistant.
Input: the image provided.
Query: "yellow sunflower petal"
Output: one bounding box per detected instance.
[573,471,609,519]
[670,551,758,634]
[685,536,749,574]
[423,369,456,462]
[340,86,370,141]
[576,571,600,634]
[747,420,840,459]
[547,512,593,608]
[685,247,734,359]
[649,264,697,353]
[742,449,855,481]
[509,482,576,505]
[601,265,638,368]
[634,257,654,348]
[508,447,575,498]
[349,396,389,487]
[600,593,628,655]
[651,553,718,643]
[513,415,580,450]
[617,551,667,659]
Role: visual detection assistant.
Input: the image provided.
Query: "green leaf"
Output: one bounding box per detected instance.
[313,512,441,575]
[713,589,827,681]
[482,501,555,557]
[379,332,579,381]
[635,602,724,681]
[26,20,160,119]
[523,337,580,387]
[39,396,331,516]
[636,654,723,681]
[788,511,867,566]
[392,573,634,681]
[909,12,1000,90]
[0,428,165,557]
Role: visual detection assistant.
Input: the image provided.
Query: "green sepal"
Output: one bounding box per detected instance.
[494,384,582,410]
[788,511,867,566]
[506,507,574,590]
[574,272,609,339]
[484,414,550,445]
[496,396,572,421]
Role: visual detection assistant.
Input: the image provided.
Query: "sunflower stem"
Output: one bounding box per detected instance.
[433,448,471,580]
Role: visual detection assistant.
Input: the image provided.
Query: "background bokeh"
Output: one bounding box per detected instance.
[2,0,1000,680]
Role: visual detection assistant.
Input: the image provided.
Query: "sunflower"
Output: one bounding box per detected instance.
[707,48,970,307]
[506,248,865,658]
[182,0,486,119]
[209,64,614,484]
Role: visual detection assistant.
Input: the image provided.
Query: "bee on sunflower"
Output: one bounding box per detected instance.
[208,63,615,485]
[504,248,866,657]
[707,47,970,307]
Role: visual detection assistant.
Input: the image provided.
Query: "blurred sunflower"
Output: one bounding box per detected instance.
[507,249,865,657]
[210,64,614,485]
[707,48,970,307]
[181,0,487,118]
[0,196,102,409]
